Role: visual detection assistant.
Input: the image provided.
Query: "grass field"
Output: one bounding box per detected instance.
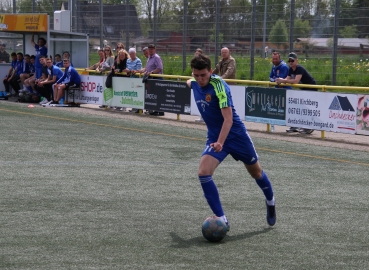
[1,101,369,269]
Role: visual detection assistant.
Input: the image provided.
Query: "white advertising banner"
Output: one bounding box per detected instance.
[73,75,104,104]
[111,77,145,109]
[286,91,357,134]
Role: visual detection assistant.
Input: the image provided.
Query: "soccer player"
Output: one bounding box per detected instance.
[186,54,276,228]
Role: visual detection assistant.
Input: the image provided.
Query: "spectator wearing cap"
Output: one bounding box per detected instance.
[0,43,10,63]
[276,52,317,134]
[144,44,163,77]
[144,44,164,116]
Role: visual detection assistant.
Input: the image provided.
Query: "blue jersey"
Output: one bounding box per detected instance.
[56,65,81,85]
[191,74,246,142]
[270,60,291,89]
[34,45,47,69]
[27,62,35,74]
[48,65,64,81]
[15,59,26,76]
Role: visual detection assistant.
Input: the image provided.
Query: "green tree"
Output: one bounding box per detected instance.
[0,0,13,13]
[339,25,358,38]
[269,19,288,49]
[294,19,312,38]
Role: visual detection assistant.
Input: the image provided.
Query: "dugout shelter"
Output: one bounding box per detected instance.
[0,13,89,92]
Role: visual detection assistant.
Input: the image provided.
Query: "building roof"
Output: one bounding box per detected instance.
[296,38,369,48]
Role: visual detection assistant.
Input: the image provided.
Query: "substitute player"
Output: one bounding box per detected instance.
[186,54,276,228]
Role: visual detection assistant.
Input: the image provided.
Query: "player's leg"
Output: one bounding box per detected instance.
[229,132,276,226]
[198,147,229,228]
[244,161,276,226]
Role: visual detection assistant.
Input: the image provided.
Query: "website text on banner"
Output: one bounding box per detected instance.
[286,90,357,134]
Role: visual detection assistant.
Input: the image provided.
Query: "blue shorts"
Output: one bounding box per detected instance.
[202,131,258,165]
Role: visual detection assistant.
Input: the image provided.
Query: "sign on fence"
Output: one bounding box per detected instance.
[144,80,191,114]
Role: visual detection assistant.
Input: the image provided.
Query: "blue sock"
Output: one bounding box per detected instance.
[199,175,224,217]
[27,86,33,92]
[255,171,274,201]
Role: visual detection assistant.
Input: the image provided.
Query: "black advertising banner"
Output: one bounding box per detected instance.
[144,80,191,114]
[245,86,287,125]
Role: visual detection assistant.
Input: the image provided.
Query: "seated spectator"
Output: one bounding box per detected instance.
[2,52,17,96]
[37,58,64,105]
[0,43,10,63]
[19,54,32,91]
[56,51,73,67]
[86,49,105,71]
[49,58,80,105]
[53,54,61,65]
[96,46,114,73]
[7,52,26,96]
[124,48,142,77]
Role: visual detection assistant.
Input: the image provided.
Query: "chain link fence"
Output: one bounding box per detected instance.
[1,0,369,86]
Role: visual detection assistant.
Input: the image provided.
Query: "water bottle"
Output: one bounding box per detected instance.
[59,97,64,104]
[271,124,275,133]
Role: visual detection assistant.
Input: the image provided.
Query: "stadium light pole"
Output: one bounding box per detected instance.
[262,0,267,58]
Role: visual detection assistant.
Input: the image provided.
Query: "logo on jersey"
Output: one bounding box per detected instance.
[205,94,211,102]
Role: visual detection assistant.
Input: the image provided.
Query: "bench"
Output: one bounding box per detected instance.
[65,86,80,107]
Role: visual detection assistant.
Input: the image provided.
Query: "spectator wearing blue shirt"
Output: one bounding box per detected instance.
[51,58,80,104]
[56,51,73,68]
[19,54,32,91]
[124,48,142,77]
[269,52,291,89]
[38,58,64,104]
[31,34,47,79]
[8,52,26,95]
[2,52,17,96]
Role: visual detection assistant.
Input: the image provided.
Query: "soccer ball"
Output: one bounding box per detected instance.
[201,216,228,242]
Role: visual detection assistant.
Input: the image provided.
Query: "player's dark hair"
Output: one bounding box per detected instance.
[38,37,46,45]
[11,52,16,57]
[190,54,211,71]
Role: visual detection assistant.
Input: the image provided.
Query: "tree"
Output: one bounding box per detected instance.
[269,19,288,49]
[294,19,312,38]
[340,25,358,38]
[0,0,13,13]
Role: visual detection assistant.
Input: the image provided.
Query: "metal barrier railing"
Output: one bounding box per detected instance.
[76,69,369,138]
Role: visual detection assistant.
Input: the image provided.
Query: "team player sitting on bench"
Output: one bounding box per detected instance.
[46,58,80,105]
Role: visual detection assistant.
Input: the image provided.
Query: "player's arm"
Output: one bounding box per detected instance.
[186,78,192,88]
[211,106,233,152]
[30,34,36,47]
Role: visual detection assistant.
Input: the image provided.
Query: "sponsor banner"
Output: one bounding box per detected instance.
[145,80,191,114]
[0,14,48,32]
[245,87,287,125]
[111,77,145,109]
[286,90,357,134]
[356,95,369,135]
[73,75,104,104]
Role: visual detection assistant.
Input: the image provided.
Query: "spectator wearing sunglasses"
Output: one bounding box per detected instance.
[114,42,125,60]
[96,45,114,73]
[276,52,317,134]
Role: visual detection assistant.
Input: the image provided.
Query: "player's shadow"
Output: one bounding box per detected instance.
[169,227,273,248]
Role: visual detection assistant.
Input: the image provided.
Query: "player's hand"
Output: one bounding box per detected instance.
[210,142,223,152]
